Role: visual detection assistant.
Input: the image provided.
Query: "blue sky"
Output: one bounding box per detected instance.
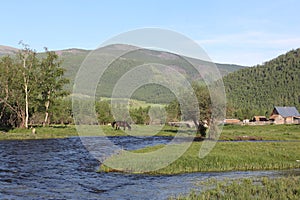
[1,0,300,66]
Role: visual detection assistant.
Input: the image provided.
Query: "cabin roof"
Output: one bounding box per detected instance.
[274,106,300,117]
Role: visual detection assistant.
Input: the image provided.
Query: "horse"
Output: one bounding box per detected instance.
[112,121,131,130]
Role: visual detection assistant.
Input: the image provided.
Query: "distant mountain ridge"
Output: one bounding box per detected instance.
[0,45,19,56]
[0,44,246,76]
[58,44,245,103]
[0,44,246,103]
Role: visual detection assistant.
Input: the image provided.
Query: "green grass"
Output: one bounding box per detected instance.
[100,141,300,174]
[171,176,300,200]
[0,124,299,141]
[100,97,166,109]
[99,124,300,174]
[220,124,300,141]
[101,124,183,136]
[0,124,184,140]
[0,125,79,140]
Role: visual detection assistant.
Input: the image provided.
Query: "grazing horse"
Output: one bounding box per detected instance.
[112,121,131,130]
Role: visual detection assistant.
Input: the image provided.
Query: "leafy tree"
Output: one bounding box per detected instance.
[166,100,181,122]
[95,100,113,125]
[0,44,38,128]
[183,83,211,137]
[0,56,22,127]
[130,106,151,124]
[50,98,73,125]
[72,99,97,125]
[39,49,69,126]
[166,83,211,137]
[0,44,69,129]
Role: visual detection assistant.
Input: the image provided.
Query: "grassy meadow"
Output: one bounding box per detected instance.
[1,124,299,140]
[0,125,78,140]
[220,124,300,141]
[100,140,300,174]
[0,124,183,140]
[96,119,300,175]
[171,175,300,200]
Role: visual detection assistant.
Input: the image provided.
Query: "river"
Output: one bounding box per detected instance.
[0,137,298,199]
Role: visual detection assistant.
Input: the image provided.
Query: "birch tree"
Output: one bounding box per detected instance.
[0,44,37,128]
[18,42,38,128]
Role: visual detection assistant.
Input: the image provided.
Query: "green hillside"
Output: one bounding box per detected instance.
[0,44,245,104]
[224,48,300,119]
[57,44,245,103]
[56,49,90,91]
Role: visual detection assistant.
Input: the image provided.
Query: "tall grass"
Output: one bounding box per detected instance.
[171,176,300,200]
[100,141,300,174]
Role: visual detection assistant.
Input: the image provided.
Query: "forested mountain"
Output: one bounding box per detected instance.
[224,48,300,119]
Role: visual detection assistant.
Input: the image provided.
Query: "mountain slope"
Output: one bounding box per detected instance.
[47,44,245,103]
[224,48,300,118]
[0,45,19,56]
[0,44,245,103]
[57,44,245,91]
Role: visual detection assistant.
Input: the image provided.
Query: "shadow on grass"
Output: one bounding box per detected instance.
[163,129,179,133]
[51,125,69,128]
[0,126,11,132]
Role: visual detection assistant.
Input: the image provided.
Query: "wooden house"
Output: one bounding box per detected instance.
[269,106,300,124]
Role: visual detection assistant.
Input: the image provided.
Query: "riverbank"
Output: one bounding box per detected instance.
[0,124,299,141]
[0,126,78,140]
[0,125,181,140]
[100,141,300,174]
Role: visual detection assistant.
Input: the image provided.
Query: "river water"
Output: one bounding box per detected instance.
[0,137,298,199]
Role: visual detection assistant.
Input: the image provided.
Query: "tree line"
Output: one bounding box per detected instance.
[0,43,212,136]
[75,82,212,136]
